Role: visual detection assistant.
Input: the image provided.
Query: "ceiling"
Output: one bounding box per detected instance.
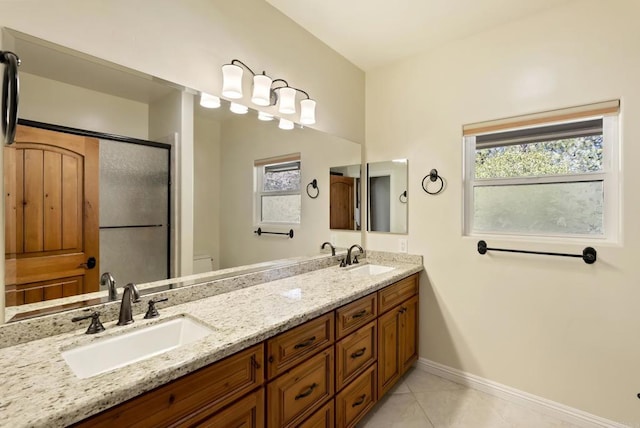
[266,0,570,71]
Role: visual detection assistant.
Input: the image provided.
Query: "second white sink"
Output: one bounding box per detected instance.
[348,264,395,275]
[62,316,213,379]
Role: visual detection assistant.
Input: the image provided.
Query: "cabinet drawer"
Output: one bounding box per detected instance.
[335,293,377,339]
[267,348,334,428]
[191,388,264,428]
[378,274,418,315]
[267,313,334,379]
[336,321,376,391]
[298,399,334,428]
[335,363,377,428]
[74,344,264,428]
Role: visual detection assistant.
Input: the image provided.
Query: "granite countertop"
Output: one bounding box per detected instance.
[0,256,422,427]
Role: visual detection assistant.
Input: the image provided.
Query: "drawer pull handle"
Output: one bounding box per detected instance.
[294,336,317,349]
[250,355,261,369]
[352,309,368,319]
[350,347,367,359]
[295,383,318,400]
[352,394,367,407]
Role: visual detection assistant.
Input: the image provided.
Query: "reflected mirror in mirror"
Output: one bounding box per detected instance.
[2,29,361,322]
[367,160,408,234]
[329,165,361,231]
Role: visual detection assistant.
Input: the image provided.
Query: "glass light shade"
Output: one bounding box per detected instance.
[199,93,220,108]
[299,99,316,125]
[258,111,274,121]
[278,87,297,114]
[252,74,272,106]
[278,118,294,130]
[221,64,244,99]
[230,102,248,114]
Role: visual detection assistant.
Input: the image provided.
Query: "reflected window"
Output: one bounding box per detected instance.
[255,154,301,224]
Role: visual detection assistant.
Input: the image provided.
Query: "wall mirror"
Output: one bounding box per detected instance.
[329,164,361,231]
[2,29,361,322]
[367,160,408,234]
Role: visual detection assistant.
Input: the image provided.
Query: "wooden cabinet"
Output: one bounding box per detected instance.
[266,348,334,428]
[335,294,377,339]
[266,313,334,379]
[298,400,334,428]
[377,291,419,397]
[378,274,418,315]
[73,344,264,428]
[74,273,419,428]
[192,388,264,428]
[335,320,376,391]
[335,364,377,428]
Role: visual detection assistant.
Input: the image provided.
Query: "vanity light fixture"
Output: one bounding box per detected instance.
[258,111,274,121]
[278,118,294,130]
[221,59,316,125]
[229,102,248,114]
[199,92,221,108]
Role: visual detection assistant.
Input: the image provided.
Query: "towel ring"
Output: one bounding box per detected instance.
[422,169,444,195]
[306,179,319,199]
[399,190,407,203]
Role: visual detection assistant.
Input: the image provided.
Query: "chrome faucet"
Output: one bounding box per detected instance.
[321,241,336,256]
[345,244,364,266]
[100,272,117,301]
[117,283,140,326]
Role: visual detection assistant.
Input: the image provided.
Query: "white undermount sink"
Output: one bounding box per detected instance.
[347,264,395,275]
[62,316,213,379]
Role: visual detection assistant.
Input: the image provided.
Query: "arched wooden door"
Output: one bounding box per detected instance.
[330,175,355,230]
[5,125,99,306]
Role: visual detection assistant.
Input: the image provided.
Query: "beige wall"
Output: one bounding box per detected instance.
[219,117,361,268]
[193,114,222,270]
[18,72,149,139]
[365,0,639,423]
[0,0,364,143]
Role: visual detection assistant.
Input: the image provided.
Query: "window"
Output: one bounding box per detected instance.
[463,101,619,239]
[255,154,301,224]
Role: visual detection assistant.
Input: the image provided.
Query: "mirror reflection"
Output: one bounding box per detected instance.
[3,29,361,321]
[329,165,361,231]
[367,160,408,234]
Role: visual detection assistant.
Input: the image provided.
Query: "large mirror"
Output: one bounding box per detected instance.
[329,165,361,231]
[2,29,361,322]
[367,160,408,234]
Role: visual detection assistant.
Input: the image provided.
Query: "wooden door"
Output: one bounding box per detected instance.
[4,125,99,306]
[377,307,401,397]
[330,175,354,230]
[400,296,419,373]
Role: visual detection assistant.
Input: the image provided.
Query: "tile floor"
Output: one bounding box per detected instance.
[358,367,584,428]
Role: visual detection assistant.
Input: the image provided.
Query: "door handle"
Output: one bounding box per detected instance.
[79,257,97,269]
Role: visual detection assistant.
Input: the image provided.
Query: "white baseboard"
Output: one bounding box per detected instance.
[416,358,627,428]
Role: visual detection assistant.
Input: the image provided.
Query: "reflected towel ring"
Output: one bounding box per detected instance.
[399,190,407,203]
[306,179,319,199]
[421,169,444,195]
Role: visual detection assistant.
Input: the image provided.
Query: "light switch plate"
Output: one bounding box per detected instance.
[330,233,337,245]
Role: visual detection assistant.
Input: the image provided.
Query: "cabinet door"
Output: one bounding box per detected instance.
[377,307,401,398]
[400,295,419,374]
[192,388,264,428]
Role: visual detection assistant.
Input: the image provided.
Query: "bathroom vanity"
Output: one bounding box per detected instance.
[0,253,422,427]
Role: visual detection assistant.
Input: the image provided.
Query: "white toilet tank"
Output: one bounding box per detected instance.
[193,255,214,274]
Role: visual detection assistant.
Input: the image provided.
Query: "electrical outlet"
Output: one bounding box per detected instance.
[330,234,337,245]
[399,238,407,253]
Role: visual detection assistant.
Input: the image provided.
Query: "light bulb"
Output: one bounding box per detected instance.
[258,111,274,121]
[278,118,294,130]
[300,99,316,125]
[199,93,221,108]
[221,64,243,99]
[230,102,248,114]
[252,74,272,106]
[278,87,297,115]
